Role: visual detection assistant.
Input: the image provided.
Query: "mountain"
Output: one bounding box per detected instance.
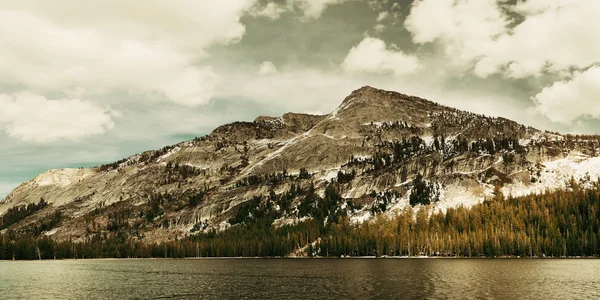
[2,86,600,245]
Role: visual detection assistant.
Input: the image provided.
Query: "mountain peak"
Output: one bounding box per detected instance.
[2,85,592,246]
[330,86,442,129]
[341,86,439,109]
[357,85,377,92]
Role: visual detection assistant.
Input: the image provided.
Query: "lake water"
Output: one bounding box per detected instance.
[0,259,599,299]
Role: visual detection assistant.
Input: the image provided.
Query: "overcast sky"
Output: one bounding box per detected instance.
[1,0,599,199]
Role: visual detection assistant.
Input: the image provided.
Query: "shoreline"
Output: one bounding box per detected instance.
[1,255,599,262]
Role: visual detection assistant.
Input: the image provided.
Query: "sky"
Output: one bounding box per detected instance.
[1,0,599,199]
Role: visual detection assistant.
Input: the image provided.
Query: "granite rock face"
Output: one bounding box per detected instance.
[2,86,599,243]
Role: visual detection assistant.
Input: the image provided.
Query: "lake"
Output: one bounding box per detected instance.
[1,259,599,299]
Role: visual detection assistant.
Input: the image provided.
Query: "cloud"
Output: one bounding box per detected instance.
[291,0,350,20]
[248,2,288,20]
[0,1,255,107]
[376,11,388,22]
[405,0,507,69]
[258,61,279,75]
[405,0,600,79]
[476,0,600,78]
[532,66,600,124]
[1,0,255,51]
[250,0,349,21]
[512,0,574,15]
[373,8,390,32]
[341,37,419,76]
[218,67,381,116]
[403,0,600,128]
[374,24,386,33]
[0,92,117,143]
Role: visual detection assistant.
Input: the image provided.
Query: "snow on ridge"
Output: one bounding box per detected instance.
[421,135,434,146]
[504,153,600,198]
[183,163,209,169]
[289,151,600,226]
[273,216,311,228]
[262,116,284,126]
[393,179,412,187]
[360,121,385,127]
[519,138,531,147]
[350,210,372,224]
[347,180,495,224]
[386,194,410,213]
[119,154,141,168]
[157,146,181,162]
[433,184,493,214]
[218,221,231,231]
[319,167,342,182]
[353,155,371,160]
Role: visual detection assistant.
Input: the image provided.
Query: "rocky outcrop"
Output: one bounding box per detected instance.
[2,86,599,243]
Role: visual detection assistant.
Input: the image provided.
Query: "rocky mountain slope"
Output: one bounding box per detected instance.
[2,86,600,243]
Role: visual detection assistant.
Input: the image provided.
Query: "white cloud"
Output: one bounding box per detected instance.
[374,10,388,32]
[341,37,419,76]
[248,2,288,20]
[376,11,388,22]
[258,61,279,75]
[1,0,255,51]
[368,0,389,11]
[405,0,507,70]
[0,1,255,107]
[374,24,386,33]
[475,0,600,78]
[219,68,374,115]
[289,0,349,20]
[0,92,117,143]
[532,66,600,124]
[250,0,349,21]
[513,0,574,15]
[405,0,600,79]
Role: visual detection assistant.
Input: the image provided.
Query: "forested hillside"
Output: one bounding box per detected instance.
[2,181,599,259]
[3,86,600,259]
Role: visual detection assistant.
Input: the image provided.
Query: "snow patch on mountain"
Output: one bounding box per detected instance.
[386,194,410,213]
[421,135,434,146]
[157,147,181,162]
[319,167,341,182]
[350,210,372,224]
[433,184,493,214]
[504,152,600,197]
[361,122,385,127]
[273,216,311,228]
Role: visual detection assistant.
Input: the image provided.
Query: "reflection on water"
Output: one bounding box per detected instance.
[0,259,599,299]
